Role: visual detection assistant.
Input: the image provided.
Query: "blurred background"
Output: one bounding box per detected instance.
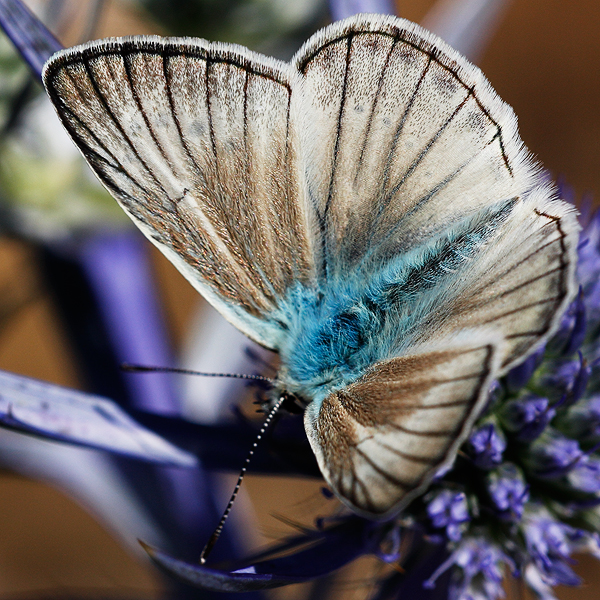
[0,0,599,598]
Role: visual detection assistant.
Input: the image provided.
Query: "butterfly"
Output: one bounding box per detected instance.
[43,13,579,520]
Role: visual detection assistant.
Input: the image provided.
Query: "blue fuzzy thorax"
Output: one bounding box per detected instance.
[276,279,391,403]
[272,199,516,407]
[275,255,445,405]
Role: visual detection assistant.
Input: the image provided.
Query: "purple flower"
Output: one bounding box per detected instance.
[578,208,600,319]
[582,278,600,320]
[426,489,470,542]
[505,345,545,391]
[141,515,376,591]
[486,463,529,520]
[425,537,512,600]
[548,290,587,356]
[522,509,591,587]
[558,395,600,441]
[468,423,506,469]
[539,354,590,406]
[524,564,562,600]
[568,456,600,493]
[375,524,402,563]
[500,394,555,442]
[525,429,583,478]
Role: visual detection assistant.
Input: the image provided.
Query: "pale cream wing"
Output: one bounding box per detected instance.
[293,14,542,273]
[43,38,318,349]
[304,337,501,518]
[426,195,579,372]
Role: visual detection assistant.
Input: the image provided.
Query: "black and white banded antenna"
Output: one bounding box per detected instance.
[121,362,287,563]
[121,363,274,385]
[199,394,287,564]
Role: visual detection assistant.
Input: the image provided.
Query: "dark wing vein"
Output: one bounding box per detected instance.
[384,87,473,205]
[386,399,471,411]
[376,440,438,465]
[82,57,169,198]
[205,59,218,170]
[379,54,432,212]
[162,54,205,183]
[355,447,412,489]
[323,33,353,223]
[478,296,561,326]
[388,422,455,438]
[121,51,173,169]
[354,37,397,183]
[475,265,564,308]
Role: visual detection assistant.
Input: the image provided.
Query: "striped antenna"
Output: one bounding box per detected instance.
[199,395,287,564]
[121,363,273,384]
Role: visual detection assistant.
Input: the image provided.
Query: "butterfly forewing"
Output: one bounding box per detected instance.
[295,16,535,272]
[43,39,318,349]
[294,15,578,373]
[304,337,501,518]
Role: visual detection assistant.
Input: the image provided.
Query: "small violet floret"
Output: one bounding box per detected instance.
[468,423,506,469]
[522,509,585,587]
[424,537,512,600]
[426,489,470,542]
[486,463,529,520]
[501,395,555,442]
[525,429,583,478]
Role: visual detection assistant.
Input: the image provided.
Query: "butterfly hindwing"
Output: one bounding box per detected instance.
[304,336,501,518]
[429,195,579,371]
[43,38,318,349]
